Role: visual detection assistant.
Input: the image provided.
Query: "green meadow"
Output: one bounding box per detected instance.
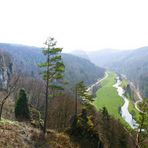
[93,72,124,119]
[93,72,132,128]
[128,101,140,122]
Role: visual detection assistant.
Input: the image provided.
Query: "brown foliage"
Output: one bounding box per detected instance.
[0,120,34,147]
[13,75,45,109]
[31,129,79,148]
[47,93,81,132]
[93,111,137,148]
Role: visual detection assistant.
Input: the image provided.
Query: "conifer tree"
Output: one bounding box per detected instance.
[75,81,93,116]
[15,88,30,120]
[39,37,65,134]
[136,100,148,146]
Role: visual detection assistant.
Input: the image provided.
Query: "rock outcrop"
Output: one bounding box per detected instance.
[0,51,12,90]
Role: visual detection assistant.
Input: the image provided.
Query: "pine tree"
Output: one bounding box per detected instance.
[75,81,93,116]
[136,100,148,147]
[15,89,30,120]
[39,37,65,134]
[102,107,109,120]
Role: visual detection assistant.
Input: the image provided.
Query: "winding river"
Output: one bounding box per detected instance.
[88,72,139,129]
[113,77,138,129]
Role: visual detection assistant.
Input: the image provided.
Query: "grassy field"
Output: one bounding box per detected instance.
[93,72,124,119]
[128,101,140,122]
[120,79,128,89]
[93,72,136,129]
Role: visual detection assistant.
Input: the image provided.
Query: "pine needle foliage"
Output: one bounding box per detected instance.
[39,37,65,133]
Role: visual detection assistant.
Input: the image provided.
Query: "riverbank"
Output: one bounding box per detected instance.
[134,90,143,113]
[113,77,138,129]
[87,72,108,96]
[120,78,141,121]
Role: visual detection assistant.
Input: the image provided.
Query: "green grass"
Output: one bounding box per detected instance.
[128,101,140,122]
[93,72,131,129]
[120,79,128,89]
[0,118,18,125]
[93,72,124,119]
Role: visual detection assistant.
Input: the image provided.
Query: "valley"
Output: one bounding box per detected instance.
[0,43,147,148]
[87,47,148,99]
[93,72,124,119]
[92,72,141,129]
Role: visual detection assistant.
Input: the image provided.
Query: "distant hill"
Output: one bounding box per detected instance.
[88,48,148,98]
[87,49,132,67]
[70,50,89,60]
[0,43,105,89]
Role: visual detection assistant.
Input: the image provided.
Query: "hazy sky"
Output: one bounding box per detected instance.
[0,0,148,52]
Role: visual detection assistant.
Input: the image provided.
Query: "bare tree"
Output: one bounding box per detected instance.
[0,75,19,120]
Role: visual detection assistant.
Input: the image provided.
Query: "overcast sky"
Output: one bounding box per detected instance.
[0,0,148,52]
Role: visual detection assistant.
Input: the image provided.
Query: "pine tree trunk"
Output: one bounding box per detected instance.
[43,52,50,134]
[0,102,4,120]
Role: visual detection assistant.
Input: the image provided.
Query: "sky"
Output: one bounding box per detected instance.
[0,0,148,52]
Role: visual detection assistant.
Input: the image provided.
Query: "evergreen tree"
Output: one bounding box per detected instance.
[15,89,30,120]
[39,37,65,134]
[102,107,109,120]
[137,100,148,147]
[75,81,93,115]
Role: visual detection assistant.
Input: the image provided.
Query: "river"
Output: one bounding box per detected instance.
[113,77,138,129]
[88,73,139,129]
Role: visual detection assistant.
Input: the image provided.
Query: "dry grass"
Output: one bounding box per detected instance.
[0,91,15,120]
[0,119,35,148]
[31,129,79,148]
[0,119,79,148]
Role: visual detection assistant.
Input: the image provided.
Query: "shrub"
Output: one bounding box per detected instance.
[15,89,30,120]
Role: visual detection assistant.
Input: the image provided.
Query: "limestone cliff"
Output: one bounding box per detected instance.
[0,51,12,90]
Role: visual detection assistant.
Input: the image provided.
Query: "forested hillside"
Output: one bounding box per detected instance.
[63,54,104,89]
[88,49,132,67]
[0,43,105,90]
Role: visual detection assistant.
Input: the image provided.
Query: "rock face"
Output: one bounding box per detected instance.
[0,52,12,90]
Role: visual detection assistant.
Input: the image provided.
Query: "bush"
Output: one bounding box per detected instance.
[69,109,102,148]
[15,89,30,120]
